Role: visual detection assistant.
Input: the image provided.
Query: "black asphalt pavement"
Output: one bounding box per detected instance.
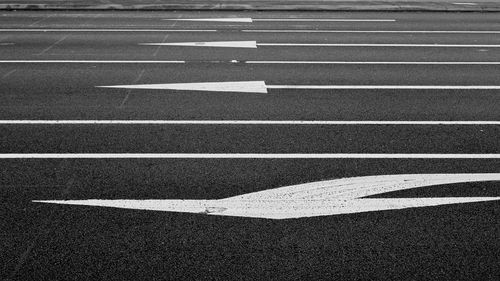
[1,11,499,281]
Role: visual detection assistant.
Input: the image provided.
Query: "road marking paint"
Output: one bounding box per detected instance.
[97,81,500,94]
[454,3,478,5]
[164,18,253,22]
[259,43,500,48]
[164,18,396,22]
[3,154,500,159]
[98,81,268,93]
[253,19,396,22]
[0,60,499,65]
[1,120,499,125]
[0,29,217,32]
[244,61,500,65]
[33,173,500,219]
[0,60,187,64]
[242,30,500,34]
[0,42,14,46]
[1,29,499,34]
[142,41,500,49]
[140,41,257,48]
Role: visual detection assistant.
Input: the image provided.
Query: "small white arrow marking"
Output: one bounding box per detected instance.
[140,41,257,48]
[164,18,253,23]
[98,81,268,93]
[34,173,500,219]
[98,81,500,93]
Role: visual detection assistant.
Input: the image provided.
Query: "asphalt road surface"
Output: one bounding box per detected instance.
[1,11,499,280]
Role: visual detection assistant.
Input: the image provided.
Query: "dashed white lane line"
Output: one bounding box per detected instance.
[1,120,499,125]
[0,42,14,46]
[1,61,500,65]
[2,154,500,159]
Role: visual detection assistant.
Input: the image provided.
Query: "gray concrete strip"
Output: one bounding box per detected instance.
[0,1,500,11]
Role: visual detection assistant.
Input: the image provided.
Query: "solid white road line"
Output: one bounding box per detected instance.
[244,61,500,65]
[2,154,500,159]
[1,120,499,125]
[259,43,500,48]
[2,60,500,65]
[242,30,500,34]
[0,60,186,64]
[97,81,500,93]
[164,18,253,22]
[0,29,218,32]
[2,29,500,34]
[267,85,500,90]
[35,174,498,219]
[142,41,500,49]
[253,19,397,22]
[164,18,396,22]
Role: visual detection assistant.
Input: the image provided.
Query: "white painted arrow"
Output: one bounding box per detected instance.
[34,173,500,219]
[98,81,268,93]
[140,41,257,48]
[141,41,500,48]
[97,81,500,94]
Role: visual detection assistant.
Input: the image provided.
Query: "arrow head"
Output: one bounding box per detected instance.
[98,81,268,93]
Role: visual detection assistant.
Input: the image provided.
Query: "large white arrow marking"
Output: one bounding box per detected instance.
[98,81,268,93]
[34,173,500,219]
[141,41,500,48]
[97,81,500,94]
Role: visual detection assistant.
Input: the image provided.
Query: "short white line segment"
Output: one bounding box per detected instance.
[3,154,500,159]
[34,173,500,219]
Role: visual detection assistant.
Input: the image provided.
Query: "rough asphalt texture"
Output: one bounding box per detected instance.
[0,0,500,11]
[0,11,499,281]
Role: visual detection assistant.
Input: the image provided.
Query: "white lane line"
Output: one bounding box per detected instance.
[0,60,186,63]
[0,29,217,32]
[0,42,14,46]
[164,18,253,22]
[454,3,478,5]
[1,120,499,125]
[97,81,500,93]
[259,43,500,48]
[253,19,396,22]
[2,154,500,159]
[242,30,500,34]
[164,18,396,22]
[268,85,500,90]
[0,60,499,65]
[142,41,500,49]
[35,174,499,219]
[1,29,499,34]
[244,61,500,65]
